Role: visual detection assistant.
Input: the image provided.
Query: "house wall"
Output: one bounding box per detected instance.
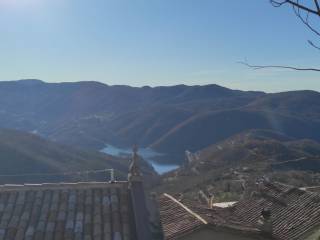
[304,226,320,240]
[177,228,270,240]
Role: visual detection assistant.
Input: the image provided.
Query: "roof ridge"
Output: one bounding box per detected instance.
[0,181,128,191]
[163,193,208,225]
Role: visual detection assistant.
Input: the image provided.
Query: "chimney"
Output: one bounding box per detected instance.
[258,208,273,236]
[128,145,152,240]
[209,194,215,209]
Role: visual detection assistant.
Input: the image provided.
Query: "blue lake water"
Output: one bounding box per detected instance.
[100,144,179,174]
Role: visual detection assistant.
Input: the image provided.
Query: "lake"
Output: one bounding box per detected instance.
[100,144,179,174]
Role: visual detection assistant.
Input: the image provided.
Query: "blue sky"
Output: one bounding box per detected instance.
[0,0,319,92]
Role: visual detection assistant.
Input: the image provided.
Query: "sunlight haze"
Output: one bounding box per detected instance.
[0,0,319,92]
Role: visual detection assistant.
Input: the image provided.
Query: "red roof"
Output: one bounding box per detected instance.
[159,181,320,240]
[158,193,206,240]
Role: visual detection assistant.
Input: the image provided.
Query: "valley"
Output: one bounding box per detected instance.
[1,80,320,167]
[100,144,179,174]
[1,80,320,190]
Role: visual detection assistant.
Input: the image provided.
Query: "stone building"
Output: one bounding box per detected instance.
[0,147,151,240]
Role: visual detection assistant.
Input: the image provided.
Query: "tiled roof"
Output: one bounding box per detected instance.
[158,194,206,240]
[230,181,320,240]
[0,181,132,240]
[159,181,320,240]
[158,194,261,240]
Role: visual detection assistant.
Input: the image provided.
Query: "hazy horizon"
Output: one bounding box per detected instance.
[1,78,319,94]
[0,0,319,92]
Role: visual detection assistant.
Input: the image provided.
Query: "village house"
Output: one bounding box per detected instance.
[0,147,151,240]
[158,181,320,240]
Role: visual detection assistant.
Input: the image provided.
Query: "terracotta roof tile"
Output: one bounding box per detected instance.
[0,181,134,240]
[230,182,320,240]
[159,182,320,240]
[158,194,206,240]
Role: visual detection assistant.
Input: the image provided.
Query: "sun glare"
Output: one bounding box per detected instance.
[0,0,41,8]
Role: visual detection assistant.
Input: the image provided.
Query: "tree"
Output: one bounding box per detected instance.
[240,0,320,72]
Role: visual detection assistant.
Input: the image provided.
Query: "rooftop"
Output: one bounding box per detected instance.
[0,181,132,240]
[158,181,320,240]
[158,193,207,240]
[158,193,260,240]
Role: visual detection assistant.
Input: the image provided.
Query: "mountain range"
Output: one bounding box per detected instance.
[1,79,320,164]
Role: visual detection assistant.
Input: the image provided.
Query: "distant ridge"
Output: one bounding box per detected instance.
[0,79,319,163]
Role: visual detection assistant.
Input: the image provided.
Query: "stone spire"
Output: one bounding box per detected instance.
[128,145,143,182]
[128,145,152,240]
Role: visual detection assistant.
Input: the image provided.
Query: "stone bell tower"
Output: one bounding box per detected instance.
[128,145,152,240]
[128,145,143,182]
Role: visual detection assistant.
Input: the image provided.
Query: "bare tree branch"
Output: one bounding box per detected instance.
[271,0,320,38]
[314,0,320,13]
[238,61,320,72]
[292,3,320,36]
[240,1,320,73]
[270,0,320,15]
[242,1,320,73]
[308,39,320,50]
